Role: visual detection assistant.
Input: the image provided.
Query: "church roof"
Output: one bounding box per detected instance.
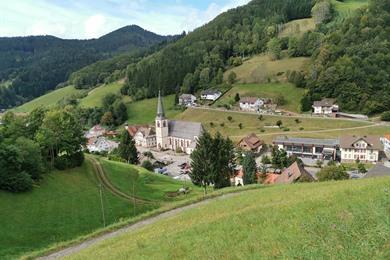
[168,120,202,140]
[157,90,165,119]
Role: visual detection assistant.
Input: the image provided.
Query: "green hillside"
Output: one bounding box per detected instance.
[127,95,181,125]
[332,0,369,16]
[214,83,306,113]
[175,108,382,143]
[0,158,198,259]
[13,86,84,113]
[224,55,310,84]
[79,82,128,108]
[278,18,315,37]
[67,177,390,259]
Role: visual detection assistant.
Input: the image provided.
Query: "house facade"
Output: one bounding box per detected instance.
[381,135,390,152]
[200,89,222,101]
[87,137,119,153]
[312,98,339,115]
[239,97,264,112]
[273,136,339,160]
[238,133,263,152]
[179,94,197,107]
[85,124,106,139]
[134,127,156,148]
[340,136,382,163]
[156,91,202,154]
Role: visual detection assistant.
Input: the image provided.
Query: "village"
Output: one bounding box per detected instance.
[84,91,390,185]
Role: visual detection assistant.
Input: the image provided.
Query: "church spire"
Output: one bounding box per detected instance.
[157,90,165,119]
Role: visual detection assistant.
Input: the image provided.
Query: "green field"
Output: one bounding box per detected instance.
[80,82,130,108]
[224,55,310,84]
[214,83,306,113]
[0,158,196,259]
[68,177,390,259]
[332,0,368,17]
[278,18,316,38]
[175,108,382,143]
[127,95,182,125]
[13,85,84,113]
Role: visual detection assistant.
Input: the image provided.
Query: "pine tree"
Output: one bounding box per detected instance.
[243,152,257,184]
[118,130,139,164]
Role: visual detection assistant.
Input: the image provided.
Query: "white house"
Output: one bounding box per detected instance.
[134,127,156,148]
[340,135,382,163]
[85,124,106,139]
[87,137,119,153]
[179,94,197,107]
[156,91,203,154]
[380,135,390,152]
[312,98,339,115]
[200,89,222,101]
[239,97,264,112]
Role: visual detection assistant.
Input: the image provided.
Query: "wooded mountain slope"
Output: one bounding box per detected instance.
[0,25,171,108]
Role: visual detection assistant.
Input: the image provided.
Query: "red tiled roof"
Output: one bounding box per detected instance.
[127,125,148,137]
[239,133,263,149]
[275,162,314,184]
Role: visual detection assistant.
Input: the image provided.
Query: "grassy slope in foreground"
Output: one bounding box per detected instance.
[223,55,310,84]
[68,177,390,259]
[214,83,305,113]
[13,85,83,113]
[175,108,376,142]
[126,94,182,125]
[0,158,195,259]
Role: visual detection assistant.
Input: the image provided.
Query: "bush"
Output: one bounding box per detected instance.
[283,128,290,132]
[317,166,349,182]
[54,152,84,170]
[142,151,154,159]
[141,160,154,171]
[1,172,33,193]
[381,111,390,121]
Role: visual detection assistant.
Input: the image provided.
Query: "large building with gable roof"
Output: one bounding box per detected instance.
[155,91,203,154]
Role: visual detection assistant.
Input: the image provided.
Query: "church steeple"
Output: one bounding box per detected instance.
[156,90,165,119]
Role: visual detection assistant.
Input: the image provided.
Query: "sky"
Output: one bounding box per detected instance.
[0,0,250,39]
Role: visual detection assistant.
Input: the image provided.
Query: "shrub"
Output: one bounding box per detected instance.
[358,163,367,174]
[299,127,304,131]
[260,128,265,133]
[220,123,225,127]
[1,172,33,193]
[283,128,290,131]
[141,160,154,171]
[381,111,390,121]
[142,151,154,159]
[238,123,243,129]
[317,166,349,181]
[227,116,233,122]
[210,122,215,127]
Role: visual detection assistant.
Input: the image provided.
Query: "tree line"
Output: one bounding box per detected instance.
[0,107,85,192]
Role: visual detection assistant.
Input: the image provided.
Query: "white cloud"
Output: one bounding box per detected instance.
[84,14,107,39]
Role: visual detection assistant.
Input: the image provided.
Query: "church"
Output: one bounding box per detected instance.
[155,91,203,154]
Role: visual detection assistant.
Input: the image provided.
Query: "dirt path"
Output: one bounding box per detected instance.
[87,156,151,204]
[39,192,241,259]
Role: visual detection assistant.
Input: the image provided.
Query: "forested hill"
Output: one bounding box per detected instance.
[0,25,172,109]
[122,0,314,100]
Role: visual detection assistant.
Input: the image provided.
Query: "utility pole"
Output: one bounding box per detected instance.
[99,184,106,227]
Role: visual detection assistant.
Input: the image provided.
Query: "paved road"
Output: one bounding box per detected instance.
[39,192,246,259]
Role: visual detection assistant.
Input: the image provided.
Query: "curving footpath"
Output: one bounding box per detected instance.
[87,156,151,204]
[39,192,242,259]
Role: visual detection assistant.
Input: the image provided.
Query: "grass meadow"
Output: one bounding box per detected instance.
[126,94,182,125]
[331,0,369,17]
[214,83,306,113]
[67,177,390,259]
[223,54,310,84]
[13,85,84,113]
[79,81,130,108]
[278,18,315,38]
[175,108,378,143]
[0,158,195,259]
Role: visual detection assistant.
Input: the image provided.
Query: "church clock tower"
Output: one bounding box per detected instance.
[155,91,169,149]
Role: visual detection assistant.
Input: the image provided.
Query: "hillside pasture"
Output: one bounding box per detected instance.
[126,95,182,125]
[80,81,129,108]
[175,108,379,143]
[224,55,309,84]
[214,83,305,113]
[13,85,84,113]
[331,0,368,17]
[67,177,390,259]
[0,158,195,259]
[278,18,316,37]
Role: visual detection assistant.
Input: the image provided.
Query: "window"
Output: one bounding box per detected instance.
[157,121,160,127]
[163,121,166,127]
